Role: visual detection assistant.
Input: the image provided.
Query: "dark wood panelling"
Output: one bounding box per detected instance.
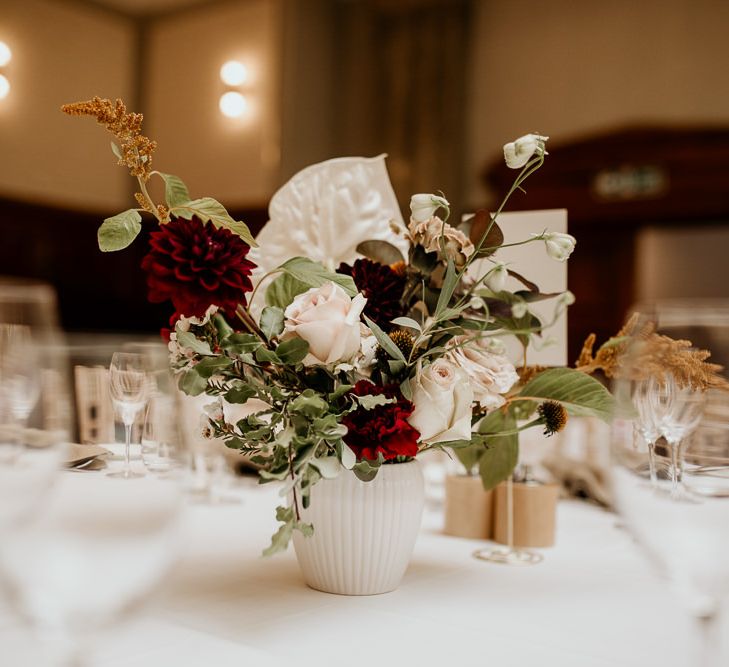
[0,197,268,333]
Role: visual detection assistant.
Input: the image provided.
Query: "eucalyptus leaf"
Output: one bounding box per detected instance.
[97,209,142,252]
[179,368,208,396]
[364,315,405,362]
[518,367,615,422]
[157,172,191,208]
[355,240,405,265]
[175,331,213,356]
[275,338,309,365]
[260,306,285,340]
[170,197,256,247]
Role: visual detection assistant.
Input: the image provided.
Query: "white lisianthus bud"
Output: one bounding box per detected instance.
[511,300,528,318]
[533,231,576,262]
[484,261,508,293]
[503,133,549,169]
[409,193,450,223]
[469,296,486,311]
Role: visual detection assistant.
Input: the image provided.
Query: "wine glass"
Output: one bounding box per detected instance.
[611,302,729,666]
[0,336,189,666]
[108,352,149,480]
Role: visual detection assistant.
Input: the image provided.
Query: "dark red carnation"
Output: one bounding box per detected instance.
[142,216,256,318]
[341,380,420,461]
[337,258,405,330]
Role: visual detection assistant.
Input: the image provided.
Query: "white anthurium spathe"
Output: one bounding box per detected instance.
[484,261,509,293]
[409,193,450,223]
[408,359,473,444]
[533,231,577,262]
[503,133,549,169]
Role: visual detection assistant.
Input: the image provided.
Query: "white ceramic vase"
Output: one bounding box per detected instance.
[292,460,425,595]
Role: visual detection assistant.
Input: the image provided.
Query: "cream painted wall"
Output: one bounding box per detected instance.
[466,0,729,204]
[145,0,281,208]
[0,0,135,210]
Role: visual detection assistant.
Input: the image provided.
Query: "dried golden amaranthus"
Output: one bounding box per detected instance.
[61,97,157,182]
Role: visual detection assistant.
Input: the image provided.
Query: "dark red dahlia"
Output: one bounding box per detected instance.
[337,258,405,330]
[142,216,256,318]
[341,380,420,462]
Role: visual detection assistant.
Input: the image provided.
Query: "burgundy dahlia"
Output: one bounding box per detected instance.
[337,258,405,330]
[142,216,256,318]
[342,380,420,462]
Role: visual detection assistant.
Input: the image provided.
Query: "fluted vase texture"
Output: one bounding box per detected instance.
[292,460,425,595]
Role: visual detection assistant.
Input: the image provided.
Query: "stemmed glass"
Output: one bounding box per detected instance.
[108,352,149,480]
[611,301,729,666]
[633,377,668,485]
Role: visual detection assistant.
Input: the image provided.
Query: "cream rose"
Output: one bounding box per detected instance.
[446,335,518,411]
[408,359,473,444]
[408,216,475,268]
[283,282,366,366]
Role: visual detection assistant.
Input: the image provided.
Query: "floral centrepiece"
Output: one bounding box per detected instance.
[63,99,615,556]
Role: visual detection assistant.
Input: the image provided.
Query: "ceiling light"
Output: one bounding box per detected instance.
[0,42,10,68]
[0,75,9,100]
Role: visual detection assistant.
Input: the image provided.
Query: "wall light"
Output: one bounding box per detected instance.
[0,75,9,101]
[0,41,11,68]
[220,60,248,87]
[219,91,248,118]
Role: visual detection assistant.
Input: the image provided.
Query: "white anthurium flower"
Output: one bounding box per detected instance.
[484,261,509,293]
[409,193,450,223]
[503,133,549,169]
[533,231,577,262]
[408,359,473,444]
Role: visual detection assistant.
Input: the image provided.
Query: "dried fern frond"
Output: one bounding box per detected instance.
[61,97,156,180]
[576,313,729,391]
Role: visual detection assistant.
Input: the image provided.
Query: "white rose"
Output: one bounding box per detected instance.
[446,335,518,410]
[408,359,473,444]
[503,133,549,169]
[283,282,366,366]
[409,193,450,223]
[533,231,576,262]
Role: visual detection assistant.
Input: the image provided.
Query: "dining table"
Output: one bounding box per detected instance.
[1,451,725,667]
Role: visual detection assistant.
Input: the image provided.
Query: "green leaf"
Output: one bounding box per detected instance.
[175,331,213,355]
[310,456,341,479]
[170,197,256,247]
[260,306,285,340]
[435,258,459,316]
[194,356,233,378]
[255,347,281,364]
[328,384,353,402]
[364,315,405,362]
[265,273,311,310]
[158,172,190,208]
[354,393,392,410]
[352,453,384,482]
[179,368,208,396]
[97,209,142,252]
[289,391,328,418]
[338,441,356,470]
[518,367,615,422]
[225,384,257,404]
[262,515,294,557]
[355,240,405,265]
[454,445,484,475]
[390,317,422,333]
[221,333,262,355]
[478,410,518,491]
[279,257,357,297]
[275,337,309,365]
[110,141,122,160]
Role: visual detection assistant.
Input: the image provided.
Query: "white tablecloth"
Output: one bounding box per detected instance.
[2,465,725,667]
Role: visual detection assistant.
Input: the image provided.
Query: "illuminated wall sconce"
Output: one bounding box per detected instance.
[0,41,11,100]
[218,59,251,119]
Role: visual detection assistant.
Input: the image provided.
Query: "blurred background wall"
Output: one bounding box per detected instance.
[1,0,728,355]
